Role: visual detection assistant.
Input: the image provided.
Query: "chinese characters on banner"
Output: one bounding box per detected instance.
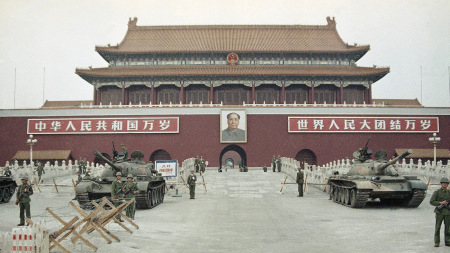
[27,117,179,134]
[155,160,178,177]
[288,117,439,133]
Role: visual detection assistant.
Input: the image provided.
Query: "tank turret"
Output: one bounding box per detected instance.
[328,140,426,208]
[93,150,122,173]
[75,148,165,210]
[376,149,412,175]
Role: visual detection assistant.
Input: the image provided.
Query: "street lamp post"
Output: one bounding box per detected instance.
[26,134,37,166]
[428,133,441,167]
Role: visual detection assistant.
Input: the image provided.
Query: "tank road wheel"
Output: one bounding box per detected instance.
[157,188,163,203]
[0,188,4,202]
[333,187,339,202]
[3,188,11,203]
[147,189,153,208]
[349,189,357,208]
[343,188,350,205]
[152,190,157,206]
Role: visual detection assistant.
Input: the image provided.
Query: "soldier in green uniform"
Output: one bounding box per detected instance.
[123,174,138,219]
[82,159,87,174]
[199,157,206,174]
[76,172,82,185]
[430,177,450,247]
[187,170,197,199]
[194,156,200,173]
[15,177,33,226]
[111,172,124,222]
[121,144,128,160]
[36,162,45,183]
[77,159,83,174]
[296,168,304,197]
[4,166,12,177]
[272,155,276,172]
[276,155,282,172]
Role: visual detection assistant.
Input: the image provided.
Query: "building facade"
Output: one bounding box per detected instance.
[76,17,389,107]
[1,18,448,170]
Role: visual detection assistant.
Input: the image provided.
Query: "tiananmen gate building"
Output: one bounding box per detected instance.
[1,17,449,168]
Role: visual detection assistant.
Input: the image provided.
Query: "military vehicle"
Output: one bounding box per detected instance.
[328,138,427,208]
[0,174,17,203]
[75,150,165,209]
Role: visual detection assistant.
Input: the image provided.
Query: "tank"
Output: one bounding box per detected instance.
[328,138,427,208]
[0,174,17,204]
[75,150,165,209]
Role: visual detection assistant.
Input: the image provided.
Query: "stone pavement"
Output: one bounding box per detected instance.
[97,169,443,253]
[1,169,446,253]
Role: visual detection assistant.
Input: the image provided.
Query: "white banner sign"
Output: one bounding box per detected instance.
[155,160,178,177]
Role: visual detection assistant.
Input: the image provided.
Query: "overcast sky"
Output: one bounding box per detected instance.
[0,0,449,109]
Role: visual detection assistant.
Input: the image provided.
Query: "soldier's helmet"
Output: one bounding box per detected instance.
[121,144,125,146]
[116,172,122,176]
[127,174,133,178]
[21,176,28,181]
[440,177,449,183]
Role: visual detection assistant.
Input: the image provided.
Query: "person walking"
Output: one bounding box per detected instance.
[296,168,304,197]
[16,177,33,226]
[430,177,450,247]
[123,174,138,219]
[187,170,197,199]
[36,162,45,183]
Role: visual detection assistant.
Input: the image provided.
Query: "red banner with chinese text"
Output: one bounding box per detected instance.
[28,117,179,134]
[288,117,439,133]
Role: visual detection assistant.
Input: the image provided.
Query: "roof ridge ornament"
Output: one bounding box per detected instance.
[128,17,138,29]
[326,16,336,28]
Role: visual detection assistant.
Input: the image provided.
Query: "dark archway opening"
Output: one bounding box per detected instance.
[149,149,171,163]
[219,145,247,171]
[295,149,317,169]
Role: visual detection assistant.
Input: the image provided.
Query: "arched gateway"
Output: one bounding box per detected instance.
[149,149,171,163]
[219,145,247,171]
[295,149,317,169]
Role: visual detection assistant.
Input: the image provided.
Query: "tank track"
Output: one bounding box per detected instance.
[135,181,165,209]
[403,189,426,208]
[0,183,17,204]
[329,182,371,208]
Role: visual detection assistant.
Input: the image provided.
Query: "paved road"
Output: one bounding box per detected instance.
[0,169,447,252]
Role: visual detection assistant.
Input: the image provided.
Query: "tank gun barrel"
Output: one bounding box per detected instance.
[93,150,121,172]
[377,149,412,173]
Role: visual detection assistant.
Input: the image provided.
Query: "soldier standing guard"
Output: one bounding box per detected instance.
[430,177,450,247]
[276,155,282,172]
[4,166,12,176]
[194,156,200,173]
[36,162,45,183]
[111,172,124,222]
[296,168,304,197]
[199,157,206,174]
[187,170,197,199]
[123,174,138,219]
[272,155,276,172]
[16,177,33,226]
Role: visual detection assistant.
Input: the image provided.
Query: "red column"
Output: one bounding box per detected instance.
[151,84,155,104]
[251,84,255,103]
[310,85,315,104]
[210,84,214,104]
[340,84,344,104]
[281,84,285,104]
[368,84,372,104]
[121,85,125,105]
[180,83,184,104]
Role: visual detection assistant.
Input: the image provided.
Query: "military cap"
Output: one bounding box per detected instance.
[440,177,449,183]
[21,176,28,181]
[116,172,122,176]
[127,174,133,178]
